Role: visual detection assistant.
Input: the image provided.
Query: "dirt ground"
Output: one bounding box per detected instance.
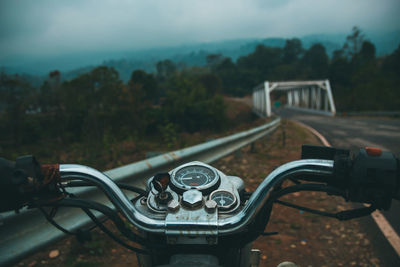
[13,120,381,267]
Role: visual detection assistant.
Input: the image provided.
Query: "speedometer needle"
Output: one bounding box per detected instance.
[181,177,193,180]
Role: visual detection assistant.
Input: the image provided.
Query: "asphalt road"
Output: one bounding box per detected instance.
[276,108,400,267]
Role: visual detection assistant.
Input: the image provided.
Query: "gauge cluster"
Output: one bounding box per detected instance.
[141,161,243,216]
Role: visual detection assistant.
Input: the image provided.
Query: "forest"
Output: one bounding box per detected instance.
[1,27,399,164]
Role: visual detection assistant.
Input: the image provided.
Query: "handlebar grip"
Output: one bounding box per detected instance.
[301,145,400,207]
[0,157,22,212]
[0,156,62,212]
[340,148,399,210]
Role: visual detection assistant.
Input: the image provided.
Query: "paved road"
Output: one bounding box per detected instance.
[276,108,400,267]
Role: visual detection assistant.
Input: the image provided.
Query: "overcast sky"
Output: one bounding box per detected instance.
[1,0,400,61]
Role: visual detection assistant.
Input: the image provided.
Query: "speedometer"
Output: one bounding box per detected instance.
[170,163,219,192]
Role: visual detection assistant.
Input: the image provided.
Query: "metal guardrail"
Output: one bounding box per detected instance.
[0,118,280,266]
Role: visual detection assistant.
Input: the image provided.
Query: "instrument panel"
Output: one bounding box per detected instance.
[145,161,243,215]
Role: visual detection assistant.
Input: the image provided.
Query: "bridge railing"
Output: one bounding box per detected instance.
[253,80,336,117]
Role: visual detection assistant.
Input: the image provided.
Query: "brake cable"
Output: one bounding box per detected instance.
[81,206,148,253]
[244,181,371,244]
[274,199,376,220]
[267,182,377,220]
[39,204,148,254]
[39,206,99,242]
[36,176,152,253]
[38,197,149,253]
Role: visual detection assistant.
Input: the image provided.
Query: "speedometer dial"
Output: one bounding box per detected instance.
[171,164,219,192]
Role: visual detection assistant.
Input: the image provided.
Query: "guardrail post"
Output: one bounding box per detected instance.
[250,142,256,153]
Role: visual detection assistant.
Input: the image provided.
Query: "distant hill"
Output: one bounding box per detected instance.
[2,30,399,84]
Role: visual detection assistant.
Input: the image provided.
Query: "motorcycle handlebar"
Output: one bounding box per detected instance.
[1,146,399,234]
[57,160,336,235]
[57,154,399,235]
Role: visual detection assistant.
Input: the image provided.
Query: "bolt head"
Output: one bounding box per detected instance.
[167,199,180,212]
[205,200,217,213]
[182,189,203,209]
[140,197,147,205]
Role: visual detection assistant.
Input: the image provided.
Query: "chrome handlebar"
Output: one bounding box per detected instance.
[59,159,334,235]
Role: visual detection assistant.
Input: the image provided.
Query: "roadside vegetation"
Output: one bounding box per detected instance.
[1,27,399,163]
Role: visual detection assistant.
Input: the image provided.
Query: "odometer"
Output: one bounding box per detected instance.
[210,190,236,210]
[171,163,219,192]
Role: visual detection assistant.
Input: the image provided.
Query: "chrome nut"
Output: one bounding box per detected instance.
[167,199,180,212]
[205,200,217,213]
[182,189,203,209]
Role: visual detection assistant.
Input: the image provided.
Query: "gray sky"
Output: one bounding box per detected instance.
[1,0,400,61]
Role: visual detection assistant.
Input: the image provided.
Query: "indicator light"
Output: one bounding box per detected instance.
[365,147,382,156]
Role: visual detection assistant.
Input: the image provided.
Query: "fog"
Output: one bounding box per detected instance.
[1,0,399,63]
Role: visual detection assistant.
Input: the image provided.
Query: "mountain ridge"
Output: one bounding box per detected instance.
[2,30,399,85]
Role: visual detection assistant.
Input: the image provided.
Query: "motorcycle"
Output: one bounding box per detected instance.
[0,145,399,267]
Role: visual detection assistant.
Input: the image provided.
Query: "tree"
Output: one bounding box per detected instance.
[164,75,227,132]
[129,70,159,103]
[0,73,38,144]
[382,44,400,78]
[206,54,224,67]
[302,43,329,78]
[283,38,303,63]
[156,60,177,81]
[61,66,124,142]
[343,26,365,59]
[197,73,222,96]
[360,41,376,61]
[237,45,282,85]
[216,57,236,71]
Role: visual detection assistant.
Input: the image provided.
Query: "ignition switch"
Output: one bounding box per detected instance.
[152,173,172,204]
